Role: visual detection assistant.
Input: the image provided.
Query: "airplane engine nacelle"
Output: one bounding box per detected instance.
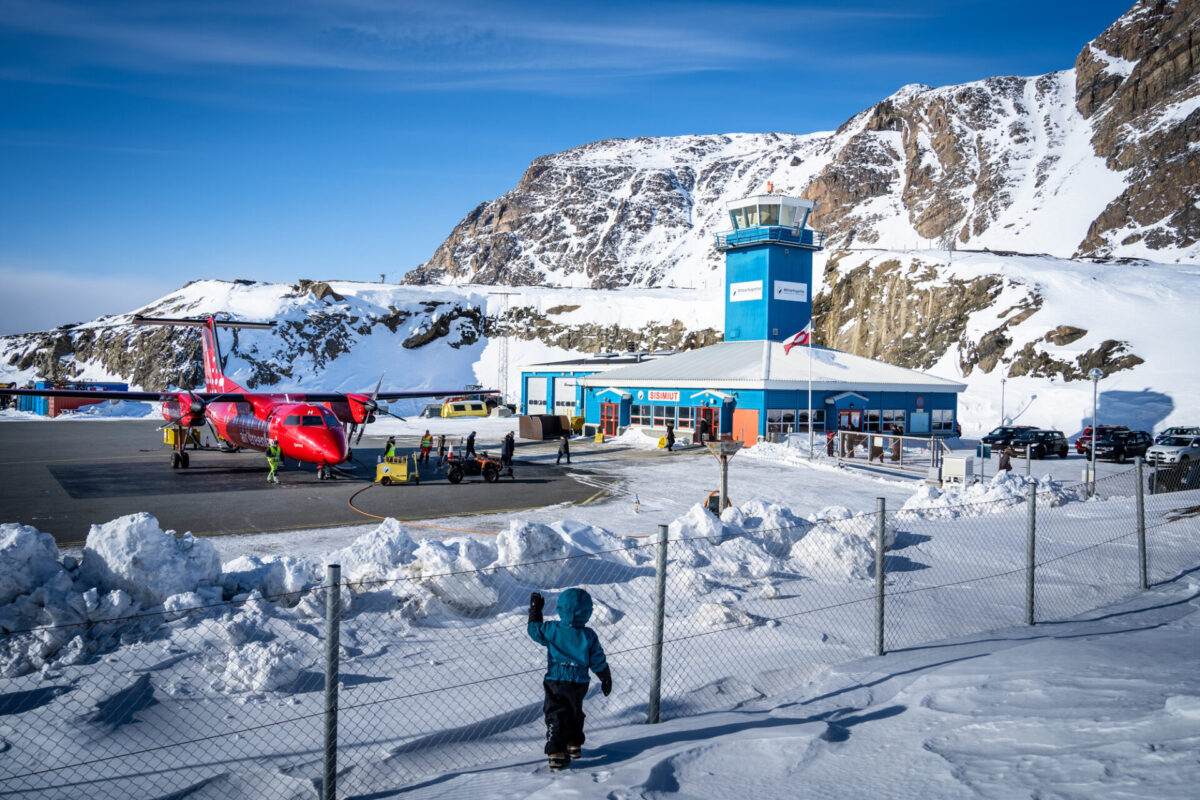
[162,394,206,427]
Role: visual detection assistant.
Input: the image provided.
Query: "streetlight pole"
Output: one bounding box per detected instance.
[1089,368,1103,497]
[1000,377,1007,425]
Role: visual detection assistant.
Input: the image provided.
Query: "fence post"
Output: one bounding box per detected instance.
[647,524,669,724]
[1025,482,1036,626]
[323,564,341,800]
[1135,457,1148,589]
[874,498,886,656]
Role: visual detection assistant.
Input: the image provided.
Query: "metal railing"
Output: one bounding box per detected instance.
[713,225,826,250]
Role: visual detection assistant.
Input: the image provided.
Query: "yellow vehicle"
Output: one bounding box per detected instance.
[375,454,420,486]
[441,400,489,418]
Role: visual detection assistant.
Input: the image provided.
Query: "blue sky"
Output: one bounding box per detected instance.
[0,0,1135,333]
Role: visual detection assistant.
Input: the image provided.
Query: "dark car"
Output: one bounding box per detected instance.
[1075,424,1130,454]
[981,425,1035,449]
[1087,429,1153,463]
[1154,425,1200,445]
[1010,429,1070,459]
[1148,460,1200,494]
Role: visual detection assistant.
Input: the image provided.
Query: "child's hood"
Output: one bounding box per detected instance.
[556,588,592,627]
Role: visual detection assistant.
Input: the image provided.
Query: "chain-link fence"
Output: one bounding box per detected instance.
[2,464,1198,798]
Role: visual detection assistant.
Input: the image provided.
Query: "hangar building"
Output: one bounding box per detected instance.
[520,193,965,445]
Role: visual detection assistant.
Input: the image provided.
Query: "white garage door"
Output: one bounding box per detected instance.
[526,377,548,414]
[553,377,577,414]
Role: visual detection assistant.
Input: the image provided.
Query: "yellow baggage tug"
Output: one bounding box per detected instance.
[375,454,420,486]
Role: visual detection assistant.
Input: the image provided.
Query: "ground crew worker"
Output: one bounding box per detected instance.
[437,434,447,464]
[266,438,282,484]
[466,431,477,459]
[502,431,515,468]
[384,436,396,460]
[419,430,433,463]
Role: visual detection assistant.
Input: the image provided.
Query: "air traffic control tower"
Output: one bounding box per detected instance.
[714,194,824,342]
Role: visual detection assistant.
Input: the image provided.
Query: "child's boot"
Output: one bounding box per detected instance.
[548,752,571,770]
[567,745,582,759]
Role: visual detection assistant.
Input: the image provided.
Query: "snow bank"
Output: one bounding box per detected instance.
[329,518,418,588]
[0,523,70,605]
[79,513,222,607]
[788,527,877,581]
[407,538,499,611]
[67,400,156,419]
[221,556,318,603]
[216,641,305,694]
[611,428,664,450]
[902,471,1067,517]
[496,521,570,585]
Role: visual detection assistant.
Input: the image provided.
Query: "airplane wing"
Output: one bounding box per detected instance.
[6,388,497,403]
[5,388,178,402]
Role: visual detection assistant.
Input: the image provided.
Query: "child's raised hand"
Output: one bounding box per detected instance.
[530,592,545,612]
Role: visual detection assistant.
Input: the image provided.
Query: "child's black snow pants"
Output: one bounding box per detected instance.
[542,679,589,754]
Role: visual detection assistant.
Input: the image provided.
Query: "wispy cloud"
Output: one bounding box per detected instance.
[0,0,905,93]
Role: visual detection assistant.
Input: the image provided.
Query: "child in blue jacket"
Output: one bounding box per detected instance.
[528,588,612,769]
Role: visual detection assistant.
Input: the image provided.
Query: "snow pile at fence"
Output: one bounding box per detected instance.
[79,513,222,606]
[0,470,1081,681]
[902,470,1068,517]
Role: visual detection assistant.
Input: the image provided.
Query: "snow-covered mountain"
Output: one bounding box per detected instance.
[3,1,1197,435]
[404,0,1199,289]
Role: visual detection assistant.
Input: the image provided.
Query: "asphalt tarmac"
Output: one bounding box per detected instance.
[0,421,605,545]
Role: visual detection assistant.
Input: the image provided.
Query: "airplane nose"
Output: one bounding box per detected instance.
[321,429,350,465]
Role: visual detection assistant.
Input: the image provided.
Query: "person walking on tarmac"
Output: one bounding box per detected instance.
[556,432,571,465]
[437,434,447,465]
[501,431,515,468]
[665,422,675,452]
[419,430,433,464]
[384,436,396,460]
[266,438,283,484]
[697,415,710,446]
[466,431,477,459]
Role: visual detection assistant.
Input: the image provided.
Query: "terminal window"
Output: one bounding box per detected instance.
[677,407,694,430]
[652,406,673,428]
[767,408,796,434]
[630,404,650,426]
[932,409,954,432]
[797,409,825,432]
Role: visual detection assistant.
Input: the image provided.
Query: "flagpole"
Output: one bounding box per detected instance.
[807,321,813,458]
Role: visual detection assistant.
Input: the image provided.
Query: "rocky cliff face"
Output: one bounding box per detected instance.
[406,0,1198,292]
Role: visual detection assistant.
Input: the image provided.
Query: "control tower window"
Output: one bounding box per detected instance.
[745,205,760,226]
[731,206,747,229]
[760,203,780,226]
[780,204,797,227]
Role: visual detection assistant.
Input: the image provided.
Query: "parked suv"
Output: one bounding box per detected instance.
[1087,429,1153,463]
[1075,424,1130,455]
[1154,426,1200,445]
[981,425,1034,449]
[1010,429,1069,459]
[1145,435,1200,467]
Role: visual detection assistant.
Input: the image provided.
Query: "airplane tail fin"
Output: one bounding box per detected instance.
[134,316,275,394]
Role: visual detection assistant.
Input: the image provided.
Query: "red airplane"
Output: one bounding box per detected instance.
[8,316,496,479]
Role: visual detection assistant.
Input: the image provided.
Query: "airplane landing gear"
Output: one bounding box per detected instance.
[171,452,190,469]
[317,464,333,480]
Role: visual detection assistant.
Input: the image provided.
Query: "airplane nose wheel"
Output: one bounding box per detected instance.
[170,452,190,469]
[317,464,332,480]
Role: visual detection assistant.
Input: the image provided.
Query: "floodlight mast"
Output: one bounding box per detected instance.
[1089,368,1103,496]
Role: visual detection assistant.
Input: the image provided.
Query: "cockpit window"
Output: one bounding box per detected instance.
[284,415,301,426]
[302,416,324,427]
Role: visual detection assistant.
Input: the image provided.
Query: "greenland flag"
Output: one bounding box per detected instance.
[782,320,812,355]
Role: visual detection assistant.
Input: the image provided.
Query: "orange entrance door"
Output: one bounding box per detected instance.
[732,409,759,447]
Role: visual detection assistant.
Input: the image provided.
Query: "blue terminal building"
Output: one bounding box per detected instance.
[520,193,965,445]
